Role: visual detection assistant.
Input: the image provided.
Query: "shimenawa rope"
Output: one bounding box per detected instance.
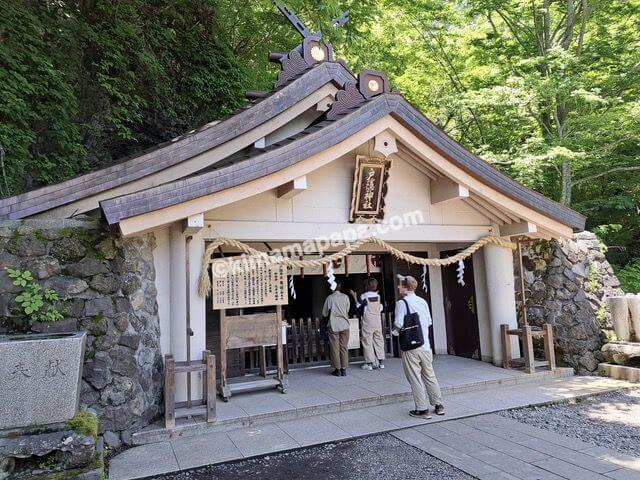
[198,235,516,297]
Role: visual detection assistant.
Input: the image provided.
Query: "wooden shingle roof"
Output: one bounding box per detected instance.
[0,62,355,220]
[101,92,586,231]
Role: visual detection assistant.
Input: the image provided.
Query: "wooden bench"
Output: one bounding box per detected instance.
[501,324,556,374]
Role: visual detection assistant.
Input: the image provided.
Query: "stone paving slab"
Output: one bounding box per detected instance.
[276,416,351,446]
[172,431,240,470]
[225,423,299,458]
[322,408,398,436]
[390,414,640,480]
[583,446,640,472]
[108,442,178,480]
[108,374,635,480]
[605,468,640,480]
[532,458,612,480]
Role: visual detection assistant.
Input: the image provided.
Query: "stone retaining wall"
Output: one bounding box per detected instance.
[521,231,623,374]
[0,219,162,446]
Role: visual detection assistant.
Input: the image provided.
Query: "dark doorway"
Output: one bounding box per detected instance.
[440,250,480,359]
[205,255,392,376]
[382,253,434,355]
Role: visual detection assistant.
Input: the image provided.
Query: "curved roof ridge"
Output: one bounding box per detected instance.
[100,91,585,231]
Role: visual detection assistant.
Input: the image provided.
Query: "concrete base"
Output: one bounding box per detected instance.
[132,356,573,446]
[599,362,640,382]
[0,420,103,480]
[108,372,635,480]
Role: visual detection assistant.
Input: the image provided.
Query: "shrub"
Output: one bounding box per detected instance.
[616,259,640,294]
[5,267,68,323]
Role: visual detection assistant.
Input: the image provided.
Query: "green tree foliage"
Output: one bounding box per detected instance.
[0,0,248,192]
[0,1,86,195]
[342,0,640,281]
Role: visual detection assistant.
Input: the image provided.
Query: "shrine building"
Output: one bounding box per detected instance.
[0,14,585,407]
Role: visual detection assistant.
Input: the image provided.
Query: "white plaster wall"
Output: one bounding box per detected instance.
[152,227,172,356]
[205,153,491,227]
[169,224,207,402]
[384,155,431,222]
[291,154,353,223]
[484,243,520,366]
[437,198,492,226]
[472,251,493,362]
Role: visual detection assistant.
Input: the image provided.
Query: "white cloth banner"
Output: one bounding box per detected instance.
[289,254,382,276]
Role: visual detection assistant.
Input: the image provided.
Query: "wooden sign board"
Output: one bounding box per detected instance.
[225,313,279,349]
[212,259,288,309]
[349,155,391,223]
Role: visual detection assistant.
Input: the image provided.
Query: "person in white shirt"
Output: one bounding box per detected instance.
[393,275,445,419]
[350,277,385,370]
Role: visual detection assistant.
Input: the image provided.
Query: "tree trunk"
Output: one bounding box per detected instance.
[560,158,572,206]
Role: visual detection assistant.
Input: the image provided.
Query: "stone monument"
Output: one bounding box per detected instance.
[599,294,640,382]
[0,332,103,479]
[0,332,86,429]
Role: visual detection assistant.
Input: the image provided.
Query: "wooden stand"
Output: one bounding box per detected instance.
[164,350,216,429]
[501,323,556,373]
[218,304,287,401]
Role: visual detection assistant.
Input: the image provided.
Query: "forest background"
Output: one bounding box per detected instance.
[1,0,639,289]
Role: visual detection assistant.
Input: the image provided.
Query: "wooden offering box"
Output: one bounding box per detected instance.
[218,305,287,401]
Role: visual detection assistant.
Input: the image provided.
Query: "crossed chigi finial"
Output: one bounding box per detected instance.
[276,3,349,39]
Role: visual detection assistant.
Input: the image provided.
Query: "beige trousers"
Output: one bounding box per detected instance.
[329,329,349,369]
[401,349,443,410]
[361,324,385,363]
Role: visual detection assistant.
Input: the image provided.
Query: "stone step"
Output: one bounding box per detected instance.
[131,367,574,446]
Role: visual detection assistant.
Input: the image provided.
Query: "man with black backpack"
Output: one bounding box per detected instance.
[392,275,445,419]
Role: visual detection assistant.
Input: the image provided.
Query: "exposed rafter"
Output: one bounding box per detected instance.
[397,144,442,179]
[277,176,307,199]
[463,198,505,226]
[469,193,515,225]
[500,221,538,237]
[396,150,439,180]
[182,213,204,235]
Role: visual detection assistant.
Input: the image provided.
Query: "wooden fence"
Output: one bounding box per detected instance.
[242,313,396,373]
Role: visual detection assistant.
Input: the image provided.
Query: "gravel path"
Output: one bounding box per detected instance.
[145,433,473,480]
[500,387,640,457]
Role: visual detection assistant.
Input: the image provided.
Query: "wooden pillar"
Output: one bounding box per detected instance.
[276,305,284,381]
[543,323,556,371]
[219,309,228,394]
[259,346,267,377]
[202,350,210,400]
[206,354,216,422]
[522,325,535,374]
[500,324,511,369]
[164,355,175,429]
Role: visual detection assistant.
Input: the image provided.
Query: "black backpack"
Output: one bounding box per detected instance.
[398,298,425,351]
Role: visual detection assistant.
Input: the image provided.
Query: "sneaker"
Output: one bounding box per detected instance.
[340,368,347,376]
[331,369,341,377]
[378,362,385,369]
[434,404,446,416]
[361,363,373,371]
[409,409,432,419]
